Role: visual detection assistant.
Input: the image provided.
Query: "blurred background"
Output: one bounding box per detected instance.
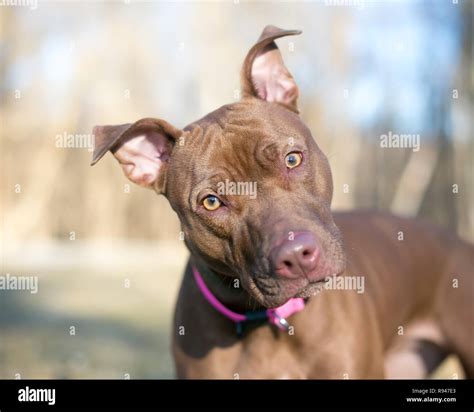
[1,0,472,378]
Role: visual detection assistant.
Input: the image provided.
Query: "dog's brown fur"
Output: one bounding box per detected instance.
[92,26,474,379]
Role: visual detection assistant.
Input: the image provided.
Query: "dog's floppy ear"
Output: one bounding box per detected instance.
[241,25,302,113]
[91,118,182,193]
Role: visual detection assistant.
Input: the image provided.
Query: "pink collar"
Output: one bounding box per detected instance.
[192,266,305,334]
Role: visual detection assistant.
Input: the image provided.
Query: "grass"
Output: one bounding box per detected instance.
[0,240,463,379]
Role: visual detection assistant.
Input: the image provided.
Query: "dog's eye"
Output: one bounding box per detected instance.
[202,195,222,211]
[285,152,303,169]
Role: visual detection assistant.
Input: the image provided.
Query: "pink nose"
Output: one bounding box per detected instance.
[271,232,320,278]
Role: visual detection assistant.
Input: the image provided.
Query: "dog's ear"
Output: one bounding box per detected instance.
[241,25,302,113]
[91,118,182,193]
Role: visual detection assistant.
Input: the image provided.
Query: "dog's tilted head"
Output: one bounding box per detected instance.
[92,26,346,308]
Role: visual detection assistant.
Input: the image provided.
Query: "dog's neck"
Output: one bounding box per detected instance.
[191,258,265,313]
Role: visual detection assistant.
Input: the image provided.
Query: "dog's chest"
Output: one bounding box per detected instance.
[234,338,308,379]
[225,328,311,379]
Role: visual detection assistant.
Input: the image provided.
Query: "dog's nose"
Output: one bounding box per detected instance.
[271,232,320,278]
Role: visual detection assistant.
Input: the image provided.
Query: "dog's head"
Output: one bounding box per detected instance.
[92,26,346,308]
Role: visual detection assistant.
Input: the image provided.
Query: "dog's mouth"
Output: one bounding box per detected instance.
[239,228,346,308]
[293,278,329,299]
[248,268,344,308]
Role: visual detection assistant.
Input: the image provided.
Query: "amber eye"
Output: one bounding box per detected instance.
[285,152,303,169]
[202,195,222,211]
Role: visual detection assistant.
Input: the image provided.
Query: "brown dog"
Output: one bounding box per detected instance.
[92,26,473,379]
